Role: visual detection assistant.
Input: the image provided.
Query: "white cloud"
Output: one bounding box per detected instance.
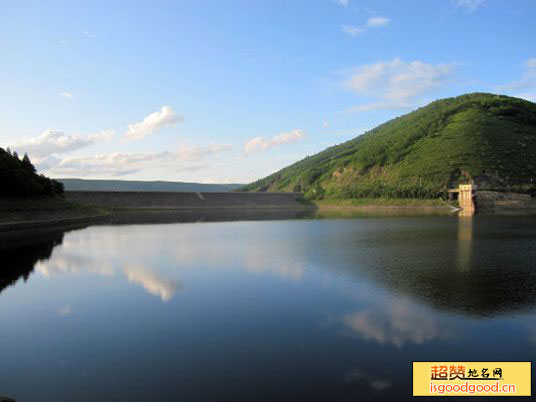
[527,58,536,70]
[347,101,411,113]
[39,143,232,177]
[47,152,176,176]
[366,16,390,27]
[454,0,486,12]
[177,143,233,160]
[343,57,456,112]
[496,57,536,101]
[244,129,306,153]
[125,106,184,140]
[335,0,349,6]
[342,25,365,37]
[515,93,536,102]
[342,16,390,37]
[11,129,114,158]
[58,91,73,99]
[322,120,330,128]
[82,30,97,39]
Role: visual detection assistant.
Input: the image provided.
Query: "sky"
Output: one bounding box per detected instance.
[1,0,535,184]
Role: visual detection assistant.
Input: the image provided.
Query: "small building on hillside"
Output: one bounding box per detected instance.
[448,183,477,211]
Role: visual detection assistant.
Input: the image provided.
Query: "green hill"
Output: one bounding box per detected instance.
[59,178,242,192]
[241,93,536,199]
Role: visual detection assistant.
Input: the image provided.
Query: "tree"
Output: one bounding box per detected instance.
[22,153,36,173]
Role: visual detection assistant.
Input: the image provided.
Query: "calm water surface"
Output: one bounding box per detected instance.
[1,213,536,401]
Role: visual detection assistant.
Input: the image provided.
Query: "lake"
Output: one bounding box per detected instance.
[1,212,535,401]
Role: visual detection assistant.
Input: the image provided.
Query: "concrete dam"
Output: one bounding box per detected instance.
[65,191,307,210]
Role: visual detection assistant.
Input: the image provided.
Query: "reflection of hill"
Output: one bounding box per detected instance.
[0,229,65,294]
[317,216,536,317]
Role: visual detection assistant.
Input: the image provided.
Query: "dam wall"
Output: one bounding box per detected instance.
[449,184,536,213]
[65,191,306,209]
[476,191,536,211]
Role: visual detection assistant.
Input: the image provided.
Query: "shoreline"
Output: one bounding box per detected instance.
[0,209,112,232]
[311,198,454,211]
[0,195,456,231]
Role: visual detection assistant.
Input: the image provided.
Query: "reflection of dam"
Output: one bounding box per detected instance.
[107,208,314,225]
[456,214,473,271]
[65,191,307,209]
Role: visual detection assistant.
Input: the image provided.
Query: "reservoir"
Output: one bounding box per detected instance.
[1,213,535,401]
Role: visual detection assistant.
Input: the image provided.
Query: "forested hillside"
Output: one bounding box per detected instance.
[0,148,63,197]
[241,93,536,199]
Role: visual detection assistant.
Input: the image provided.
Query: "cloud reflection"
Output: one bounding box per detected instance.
[35,246,181,302]
[36,253,114,277]
[58,305,72,315]
[344,368,393,394]
[341,300,453,347]
[243,252,304,280]
[124,265,181,302]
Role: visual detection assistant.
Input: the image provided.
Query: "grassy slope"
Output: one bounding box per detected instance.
[241,93,536,199]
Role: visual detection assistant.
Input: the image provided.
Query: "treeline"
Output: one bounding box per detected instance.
[0,147,63,197]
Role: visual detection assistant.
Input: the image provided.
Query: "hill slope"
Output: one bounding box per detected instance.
[59,178,242,192]
[241,93,536,199]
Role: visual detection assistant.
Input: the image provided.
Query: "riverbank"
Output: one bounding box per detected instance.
[0,197,110,232]
[307,198,455,218]
[0,195,456,230]
[312,198,452,210]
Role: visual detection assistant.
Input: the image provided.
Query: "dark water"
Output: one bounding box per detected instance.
[1,213,536,401]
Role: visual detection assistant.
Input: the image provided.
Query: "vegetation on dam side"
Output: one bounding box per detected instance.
[240,93,536,200]
[312,198,448,208]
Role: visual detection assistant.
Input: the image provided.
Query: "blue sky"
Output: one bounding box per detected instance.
[1,0,535,183]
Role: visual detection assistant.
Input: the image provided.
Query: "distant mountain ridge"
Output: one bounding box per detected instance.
[60,178,243,192]
[241,93,536,199]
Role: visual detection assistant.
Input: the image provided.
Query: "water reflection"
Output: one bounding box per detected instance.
[35,248,181,302]
[108,208,314,225]
[456,214,473,271]
[36,252,115,277]
[1,214,536,401]
[0,229,65,295]
[310,216,536,316]
[124,264,181,302]
[344,369,392,391]
[341,299,453,347]
[3,214,536,316]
